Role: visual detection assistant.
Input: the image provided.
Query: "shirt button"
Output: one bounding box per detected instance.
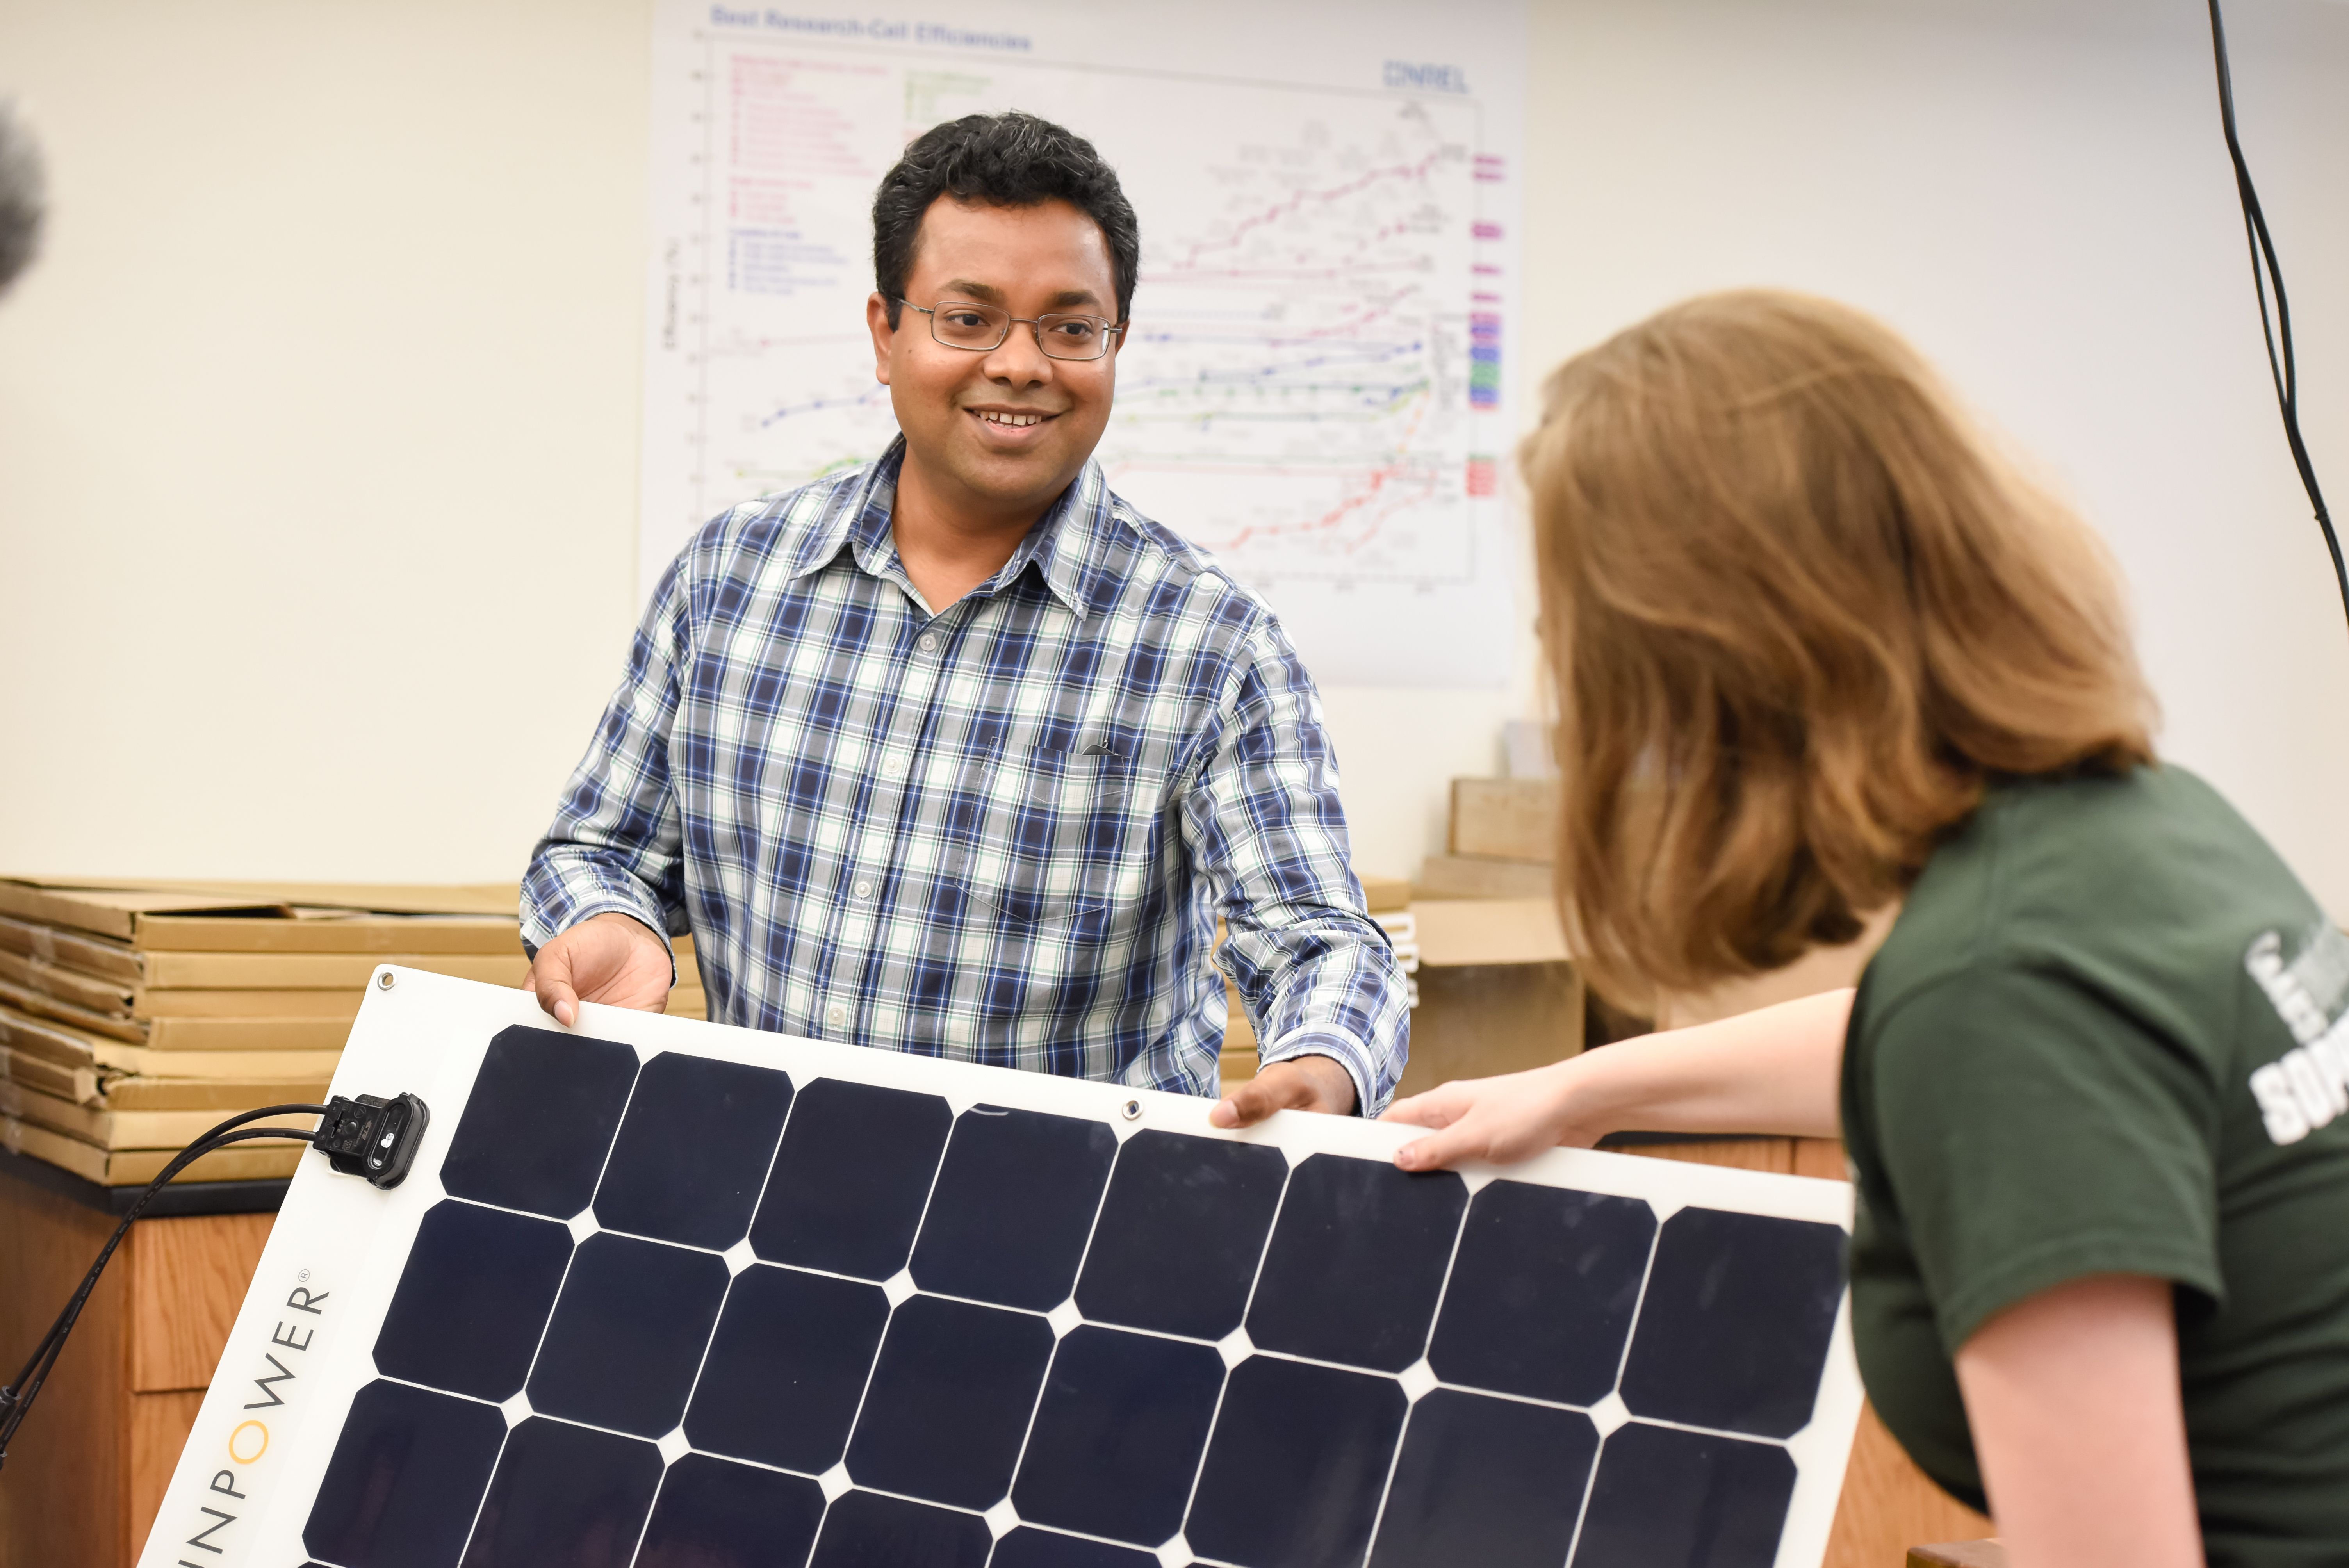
[852,878,875,900]
[825,1000,849,1028]
[918,633,940,654]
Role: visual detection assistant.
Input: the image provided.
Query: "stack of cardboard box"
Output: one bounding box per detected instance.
[1417,773,1877,1035]
[1230,777,1585,1098]
[0,877,706,1187]
[1414,777,1558,899]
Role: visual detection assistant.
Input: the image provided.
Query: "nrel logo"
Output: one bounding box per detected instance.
[168,1277,330,1566]
[1384,60,1468,93]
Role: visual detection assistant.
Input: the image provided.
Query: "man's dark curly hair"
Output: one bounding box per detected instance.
[873,112,1139,330]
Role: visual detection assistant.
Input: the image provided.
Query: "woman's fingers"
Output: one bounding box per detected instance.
[1379,1087,1464,1128]
[1388,1073,1574,1171]
[1394,1116,1493,1172]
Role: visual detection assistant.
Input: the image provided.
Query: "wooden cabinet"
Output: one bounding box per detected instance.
[0,1161,272,1568]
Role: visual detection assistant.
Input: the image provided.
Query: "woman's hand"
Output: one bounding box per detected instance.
[1382,987,1857,1172]
[1382,1062,1596,1171]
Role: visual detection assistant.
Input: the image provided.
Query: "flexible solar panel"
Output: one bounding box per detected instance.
[137,969,1864,1568]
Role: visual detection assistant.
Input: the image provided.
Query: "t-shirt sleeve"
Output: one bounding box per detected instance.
[1866,963,2224,1353]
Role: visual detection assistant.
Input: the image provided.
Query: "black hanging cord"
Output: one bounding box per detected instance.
[0,1104,329,1468]
[2206,0,2344,634]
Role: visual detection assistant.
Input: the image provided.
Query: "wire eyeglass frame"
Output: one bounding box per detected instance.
[896,297,1124,362]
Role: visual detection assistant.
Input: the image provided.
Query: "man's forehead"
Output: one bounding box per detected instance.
[905,196,1114,303]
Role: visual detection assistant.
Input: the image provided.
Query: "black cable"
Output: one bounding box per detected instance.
[2207,0,2345,636]
[0,1104,328,1468]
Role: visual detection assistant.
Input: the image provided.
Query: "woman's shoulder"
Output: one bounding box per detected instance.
[1859,763,2323,1045]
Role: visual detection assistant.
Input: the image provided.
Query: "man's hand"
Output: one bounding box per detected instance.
[1210,1053,1358,1128]
[524,911,674,1028]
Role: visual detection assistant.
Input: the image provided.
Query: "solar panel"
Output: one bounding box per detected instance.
[137,969,1863,1568]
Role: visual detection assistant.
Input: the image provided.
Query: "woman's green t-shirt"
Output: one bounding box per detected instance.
[1843,764,2349,1563]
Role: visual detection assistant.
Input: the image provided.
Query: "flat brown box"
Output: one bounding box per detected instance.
[0,953,371,1019]
[1413,852,1554,900]
[0,1005,344,1081]
[0,1116,304,1184]
[0,919,531,989]
[0,1047,327,1111]
[0,1080,317,1152]
[1447,777,1559,864]
[0,877,526,952]
[0,981,353,1050]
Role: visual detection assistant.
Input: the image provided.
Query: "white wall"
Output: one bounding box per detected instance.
[1514,0,2349,911]
[2,0,2344,909]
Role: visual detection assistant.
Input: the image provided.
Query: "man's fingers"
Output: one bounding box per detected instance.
[1208,1080,1268,1128]
[1209,1072,1308,1130]
[530,949,582,1028]
[540,981,579,1028]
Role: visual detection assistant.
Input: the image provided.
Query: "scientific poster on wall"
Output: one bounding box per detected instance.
[640,0,1527,687]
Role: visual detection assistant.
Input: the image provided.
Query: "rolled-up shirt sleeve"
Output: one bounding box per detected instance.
[520,556,693,971]
[1181,617,1410,1116]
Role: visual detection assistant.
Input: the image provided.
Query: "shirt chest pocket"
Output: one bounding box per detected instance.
[951,740,1164,928]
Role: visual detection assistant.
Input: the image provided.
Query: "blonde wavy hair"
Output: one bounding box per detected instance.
[1524,290,2156,1004]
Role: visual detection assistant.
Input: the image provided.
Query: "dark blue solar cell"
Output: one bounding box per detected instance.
[1245,1154,1467,1371]
[372,1200,573,1401]
[1367,1389,1599,1568]
[459,1416,663,1568]
[439,1025,638,1219]
[1185,1354,1408,1568]
[1570,1423,1797,1568]
[592,1051,795,1249]
[1427,1182,1657,1406]
[635,1452,825,1568]
[844,1293,1054,1509]
[1073,1130,1288,1339]
[526,1233,730,1438]
[1619,1208,1847,1438]
[302,1379,506,1568]
[992,1529,1161,1568]
[909,1105,1117,1310]
[750,1077,953,1279]
[807,1490,991,1568]
[1011,1325,1226,1546]
[684,1263,888,1473]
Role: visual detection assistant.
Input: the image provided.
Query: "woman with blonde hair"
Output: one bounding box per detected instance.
[1386,291,2349,1566]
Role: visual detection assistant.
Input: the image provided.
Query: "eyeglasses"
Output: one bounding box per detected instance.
[896,298,1123,362]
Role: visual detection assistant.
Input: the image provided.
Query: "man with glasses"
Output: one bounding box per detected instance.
[523,112,1406,1126]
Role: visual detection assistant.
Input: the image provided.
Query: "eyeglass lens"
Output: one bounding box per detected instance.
[928,301,1113,361]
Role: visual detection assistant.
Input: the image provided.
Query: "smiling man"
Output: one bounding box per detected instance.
[522,112,1407,1124]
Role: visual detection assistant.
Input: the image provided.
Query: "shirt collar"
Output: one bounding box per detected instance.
[784,436,1119,620]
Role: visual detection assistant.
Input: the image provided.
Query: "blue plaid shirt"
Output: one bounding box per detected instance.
[524,440,1408,1113]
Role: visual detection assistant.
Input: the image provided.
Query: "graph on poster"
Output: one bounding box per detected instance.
[642,4,1526,683]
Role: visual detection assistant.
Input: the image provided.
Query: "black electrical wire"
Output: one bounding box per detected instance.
[0,1103,329,1468]
[2207,0,2344,636]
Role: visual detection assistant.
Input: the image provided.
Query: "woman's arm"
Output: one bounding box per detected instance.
[1956,1275,2203,1568]
[1383,987,1850,1171]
